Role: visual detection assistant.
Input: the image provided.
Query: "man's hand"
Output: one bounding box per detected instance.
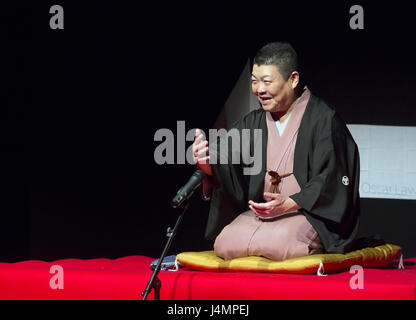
[192,128,213,176]
[248,192,301,218]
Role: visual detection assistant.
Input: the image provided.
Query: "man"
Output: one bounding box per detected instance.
[192,42,361,261]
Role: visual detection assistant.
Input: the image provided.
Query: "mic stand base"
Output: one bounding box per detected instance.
[141,201,189,300]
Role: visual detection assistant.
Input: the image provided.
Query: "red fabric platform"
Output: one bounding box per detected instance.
[1,255,415,300]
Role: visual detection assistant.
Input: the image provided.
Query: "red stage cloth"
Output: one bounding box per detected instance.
[1,256,415,300]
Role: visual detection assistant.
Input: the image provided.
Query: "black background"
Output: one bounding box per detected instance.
[1,1,416,262]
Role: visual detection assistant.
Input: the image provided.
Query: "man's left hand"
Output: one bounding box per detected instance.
[248,192,301,218]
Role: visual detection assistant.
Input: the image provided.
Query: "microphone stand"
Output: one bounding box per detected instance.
[141,200,189,300]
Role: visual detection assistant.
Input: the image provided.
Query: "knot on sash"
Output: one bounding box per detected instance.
[267,170,292,194]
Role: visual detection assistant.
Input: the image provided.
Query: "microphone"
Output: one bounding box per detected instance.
[171,170,206,208]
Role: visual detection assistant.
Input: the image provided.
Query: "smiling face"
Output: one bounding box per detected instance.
[251,64,299,115]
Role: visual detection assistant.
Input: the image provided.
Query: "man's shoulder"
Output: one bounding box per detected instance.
[307,94,336,119]
[307,93,351,135]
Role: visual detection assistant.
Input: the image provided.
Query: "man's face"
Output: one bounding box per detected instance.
[251,64,297,113]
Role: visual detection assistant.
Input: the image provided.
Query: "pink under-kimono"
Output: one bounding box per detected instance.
[214,89,324,261]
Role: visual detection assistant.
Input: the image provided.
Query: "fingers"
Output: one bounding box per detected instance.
[263,192,278,200]
[194,129,206,144]
[196,145,209,157]
[194,132,203,145]
[249,203,269,216]
[195,128,201,138]
[248,200,270,216]
[248,198,282,217]
[192,129,212,167]
[197,155,210,165]
[193,143,209,161]
[194,140,208,152]
[193,128,208,155]
[264,193,286,204]
[248,200,269,210]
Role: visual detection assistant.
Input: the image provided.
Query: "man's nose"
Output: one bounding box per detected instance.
[256,83,266,94]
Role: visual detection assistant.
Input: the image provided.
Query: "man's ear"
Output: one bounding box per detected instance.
[290,71,300,89]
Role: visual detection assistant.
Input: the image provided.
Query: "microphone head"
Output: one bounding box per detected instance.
[170,170,206,209]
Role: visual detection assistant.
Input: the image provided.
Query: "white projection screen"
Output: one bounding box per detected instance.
[347,124,416,200]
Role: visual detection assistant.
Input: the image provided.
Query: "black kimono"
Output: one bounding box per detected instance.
[205,93,361,254]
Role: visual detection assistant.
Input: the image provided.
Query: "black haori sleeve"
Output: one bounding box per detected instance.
[290,102,361,254]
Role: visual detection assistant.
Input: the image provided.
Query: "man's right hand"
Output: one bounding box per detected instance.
[192,129,213,176]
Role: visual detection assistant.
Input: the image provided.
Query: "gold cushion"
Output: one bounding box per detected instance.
[177,244,401,274]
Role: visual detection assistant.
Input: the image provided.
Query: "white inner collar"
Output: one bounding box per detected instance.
[275,112,292,136]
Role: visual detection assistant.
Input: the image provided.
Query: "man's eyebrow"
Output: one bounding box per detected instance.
[251,74,272,80]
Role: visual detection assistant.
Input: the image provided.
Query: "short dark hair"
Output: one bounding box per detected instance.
[253,42,298,80]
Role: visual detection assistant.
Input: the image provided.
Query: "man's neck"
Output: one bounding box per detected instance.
[271,96,300,122]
